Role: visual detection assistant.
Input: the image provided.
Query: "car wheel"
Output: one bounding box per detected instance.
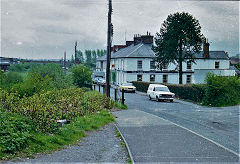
[170,99,173,102]
[149,95,151,100]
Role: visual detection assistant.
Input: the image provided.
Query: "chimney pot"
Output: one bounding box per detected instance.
[203,38,210,58]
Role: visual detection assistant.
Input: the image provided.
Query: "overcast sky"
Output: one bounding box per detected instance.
[1,0,239,59]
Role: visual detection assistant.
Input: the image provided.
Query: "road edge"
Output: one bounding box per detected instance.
[114,123,135,164]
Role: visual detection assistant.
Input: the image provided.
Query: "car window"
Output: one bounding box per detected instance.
[122,83,133,86]
[155,87,170,92]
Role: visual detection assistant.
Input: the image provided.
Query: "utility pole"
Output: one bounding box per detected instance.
[75,41,78,64]
[64,51,66,69]
[106,0,113,98]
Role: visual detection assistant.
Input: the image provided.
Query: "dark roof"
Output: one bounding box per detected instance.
[193,51,229,59]
[96,44,229,61]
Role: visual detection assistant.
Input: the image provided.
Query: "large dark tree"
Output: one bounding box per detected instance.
[153,12,204,84]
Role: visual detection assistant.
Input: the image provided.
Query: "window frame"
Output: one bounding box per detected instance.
[215,61,220,69]
[187,61,192,70]
[163,74,168,83]
[186,75,191,84]
[150,61,155,70]
[137,74,142,81]
[150,74,155,82]
[137,60,143,70]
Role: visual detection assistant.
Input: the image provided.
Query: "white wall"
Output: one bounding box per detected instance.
[193,69,236,84]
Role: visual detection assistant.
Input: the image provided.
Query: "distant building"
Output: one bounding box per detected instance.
[96,33,235,85]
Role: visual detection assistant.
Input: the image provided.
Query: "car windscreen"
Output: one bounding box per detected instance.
[155,87,170,92]
[122,83,133,86]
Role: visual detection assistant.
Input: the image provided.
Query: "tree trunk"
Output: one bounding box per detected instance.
[179,42,183,84]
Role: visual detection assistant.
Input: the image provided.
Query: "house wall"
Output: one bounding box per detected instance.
[97,57,232,85]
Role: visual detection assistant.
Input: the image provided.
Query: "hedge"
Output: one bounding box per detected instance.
[132,81,206,103]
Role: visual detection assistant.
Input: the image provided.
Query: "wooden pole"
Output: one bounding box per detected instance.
[106,0,113,98]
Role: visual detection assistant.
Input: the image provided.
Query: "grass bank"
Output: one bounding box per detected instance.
[0,110,114,160]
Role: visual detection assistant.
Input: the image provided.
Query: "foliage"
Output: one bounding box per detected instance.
[202,74,240,107]
[84,49,106,68]
[0,110,114,159]
[235,64,240,71]
[11,73,54,98]
[132,81,206,103]
[153,12,204,84]
[30,63,73,89]
[71,65,92,88]
[0,71,23,91]
[0,88,114,133]
[9,63,39,72]
[0,109,34,154]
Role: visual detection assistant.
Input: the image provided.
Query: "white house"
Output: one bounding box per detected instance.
[95,33,235,85]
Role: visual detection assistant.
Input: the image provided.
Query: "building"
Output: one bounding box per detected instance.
[96,33,235,85]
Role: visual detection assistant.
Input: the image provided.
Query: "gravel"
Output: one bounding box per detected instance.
[8,123,128,163]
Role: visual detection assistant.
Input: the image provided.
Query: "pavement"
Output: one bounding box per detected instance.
[113,109,239,163]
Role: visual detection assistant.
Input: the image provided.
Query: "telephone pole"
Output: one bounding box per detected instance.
[64,51,66,69]
[75,41,78,64]
[106,0,113,97]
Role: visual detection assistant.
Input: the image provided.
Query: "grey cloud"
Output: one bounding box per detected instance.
[1,0,239,59]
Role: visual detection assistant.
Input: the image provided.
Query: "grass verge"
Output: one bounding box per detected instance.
[0,110,114,161]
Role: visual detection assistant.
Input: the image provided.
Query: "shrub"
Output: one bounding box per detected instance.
[1,88,113,133]
[12,73,54,98]
[30,63,73,89]
[203,74,240,107]
[0,71,23,90]
[0,109,34,154]
[71,65,92,88]
[9,63,39,72]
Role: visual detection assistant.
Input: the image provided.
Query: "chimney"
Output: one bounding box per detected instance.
[203,38,210,58]
[141,31,153,44]
[134,34,142,45]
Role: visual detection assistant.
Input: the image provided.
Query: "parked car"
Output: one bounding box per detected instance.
[93,77,103,84]
[147,84,175,102]
[119,83,136,93]
[99,79,106,85]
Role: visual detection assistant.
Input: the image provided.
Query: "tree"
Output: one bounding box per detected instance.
[71,65,92,88]
[153,12,204,84]
[76,50,84,64]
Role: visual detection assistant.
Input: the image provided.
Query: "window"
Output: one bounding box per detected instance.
[150,74,155,82]
[137,74,142,81]
[150,61,155,70]
[163,63,168,69]
[101,61,103,71]
[163,75,168,83]
[215,61,220,69]
[186,75,191,84]
[137,60,143,70]
[187,61,191,70]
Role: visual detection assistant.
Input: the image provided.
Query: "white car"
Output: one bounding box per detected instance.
[147,84,175,102]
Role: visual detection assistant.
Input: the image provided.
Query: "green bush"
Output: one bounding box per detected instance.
[0,109,34,154]
[9,63,39,72]
[30,63,73,89]
[0,71,23,90]
[71,65,92,88]
[12,73,54,98]
[132,81,206,103]
[203,74,240,107]
[1,88,114,133]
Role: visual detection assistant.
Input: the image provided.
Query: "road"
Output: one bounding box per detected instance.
[96,86,239,156]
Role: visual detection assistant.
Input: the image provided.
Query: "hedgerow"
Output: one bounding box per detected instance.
[0,88,114,133]
[132,81,206,103]
[132,75,240,107]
